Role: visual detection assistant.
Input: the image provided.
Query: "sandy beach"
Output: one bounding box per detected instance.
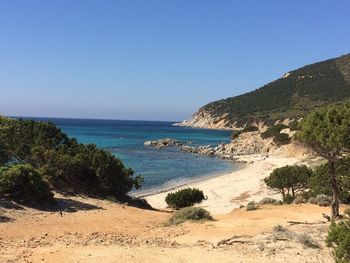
[145,154,302,214]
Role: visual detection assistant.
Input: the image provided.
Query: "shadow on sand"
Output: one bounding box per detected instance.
[0,197,104,213]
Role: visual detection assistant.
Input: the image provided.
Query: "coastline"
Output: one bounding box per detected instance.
[144,154,303,215]
[133,163,245,198]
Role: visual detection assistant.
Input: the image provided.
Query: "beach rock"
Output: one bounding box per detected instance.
[144,138,185,149]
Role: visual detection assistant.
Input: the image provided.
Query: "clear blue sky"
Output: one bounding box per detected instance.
[0,0,349,121]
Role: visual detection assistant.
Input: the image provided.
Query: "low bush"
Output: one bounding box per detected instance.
[0,164,53,205]
[165,188,205,209]
[288,120,300,131]
[168,207,213,225]
[272,225,319,248]
[283,194,295,204]
[316,194,332,207]
[292,195,305,204]
[273,133,291,146]
[308,197,318,205]
[261,124,288,139]
[242,124,259,133]
[258,197,280,205]
[326,210,350,263]
[246,201,258,211]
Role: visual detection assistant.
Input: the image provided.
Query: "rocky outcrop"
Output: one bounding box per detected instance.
[144,129,312,161]
[144,138,185,149]
[174,111,240,130]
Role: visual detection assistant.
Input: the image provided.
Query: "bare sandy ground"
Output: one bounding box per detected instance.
[0,194,342,263]
[144,155,303,214]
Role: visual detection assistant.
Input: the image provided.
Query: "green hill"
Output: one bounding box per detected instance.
[192,53,350,127]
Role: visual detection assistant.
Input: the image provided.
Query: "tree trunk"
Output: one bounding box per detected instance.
[329,161,340,219]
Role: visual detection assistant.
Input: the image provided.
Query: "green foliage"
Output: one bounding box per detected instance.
[297,103,350,160]
[0,164,53,205]
[316,194,332,207]
[307,162,350,204]
[242,124,259,132]
[258,197,280,205]
[283,194,295,204]
[167,207,213,225]
[288,120,300,131]
[198,54,350,124]
[292,195,305,204]
[0,118,142,200]
[246,201,258,211]
[261,124,288,139]
[297,103,350,217]
[326,210,350,263]
[264,165,312,199]
[273,133,291,146]
[165,188,205,209]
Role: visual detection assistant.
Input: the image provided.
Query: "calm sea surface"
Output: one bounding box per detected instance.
[23,118,239,194]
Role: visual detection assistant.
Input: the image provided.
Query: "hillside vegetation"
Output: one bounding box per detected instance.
[193,53,350,127]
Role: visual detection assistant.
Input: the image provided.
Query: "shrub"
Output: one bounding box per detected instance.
[316,194,332,207]
[272,225,319,248]
[308,197,318,204]
[165,188,205,209]
[283,194,295,204]
[273,133,291,146]
[326,210,350,263]
[288,120,300,131]
[168,207,213,225]
[258,197,280,205]
[246,201,258,211]
[242,124,259,133]
[0,164,53,205]
[261,124,288,139]
[292,195,305,204]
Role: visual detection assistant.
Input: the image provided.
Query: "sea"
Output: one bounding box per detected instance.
[21,118,240,195]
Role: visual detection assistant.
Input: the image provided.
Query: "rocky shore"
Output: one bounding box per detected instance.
[144,138,185,148]
[143,133,269,160]
[144,138,246,162]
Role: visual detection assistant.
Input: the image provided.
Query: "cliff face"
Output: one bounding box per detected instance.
[176,111,239,129]
[179,53,350,129]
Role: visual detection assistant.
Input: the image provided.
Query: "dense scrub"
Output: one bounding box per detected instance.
[165,188,205,209]
[273,133,291,146]
[0,117,142,202]
[261,124,288,139]
[0,164,53,205]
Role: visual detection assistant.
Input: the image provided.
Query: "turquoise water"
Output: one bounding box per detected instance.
[27,118,238,194]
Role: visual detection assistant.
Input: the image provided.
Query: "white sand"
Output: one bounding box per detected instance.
[145,155,301,214]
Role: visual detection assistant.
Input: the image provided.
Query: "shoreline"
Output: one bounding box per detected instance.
[133,163,245,198]
[144,154,303,215]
